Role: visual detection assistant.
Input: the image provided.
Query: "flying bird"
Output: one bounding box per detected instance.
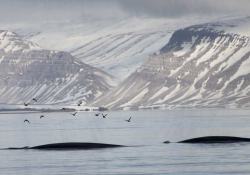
[95,113,101,116]
[40,115,45,119]
[102,114,107,118]
[24,102,29,106]
[24,119,30,124]
[70,112,77,116]
[77,101,82,106]
[32,98,37,102]
[125,117,131,122]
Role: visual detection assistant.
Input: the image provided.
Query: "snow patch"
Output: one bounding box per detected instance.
[173,36,198,57]
[120,88,149,107]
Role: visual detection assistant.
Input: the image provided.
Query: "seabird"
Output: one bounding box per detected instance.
[77,101,82,106]
[24,119,30,124]
[102,114,107,118]
[61,108,66,110]
[32,98,37,102]
[95,113,101,116]
[24,102,29,106]
[124,117,131,122]
[40,115,44,119]
[70,112,77,116]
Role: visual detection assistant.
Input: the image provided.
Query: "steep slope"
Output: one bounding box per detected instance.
[0,30,116,105]
[8,16,232,80]
[90,16,250,109]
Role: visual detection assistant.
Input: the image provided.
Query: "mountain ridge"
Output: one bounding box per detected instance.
[0,30,116,105]
[89,16,250,109]
[8,16,234,80]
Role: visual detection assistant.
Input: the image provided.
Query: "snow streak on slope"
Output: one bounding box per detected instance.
[6,16,237,80]
[89,16,250,109]
[0,30,116,105]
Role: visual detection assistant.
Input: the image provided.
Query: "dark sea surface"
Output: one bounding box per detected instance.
[1,109,250,174]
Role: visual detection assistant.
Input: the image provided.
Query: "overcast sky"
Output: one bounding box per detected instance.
[0,0,249,23]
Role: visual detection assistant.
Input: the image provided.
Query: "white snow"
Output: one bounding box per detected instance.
[149,86,169,101]
[154,84,181,104]
[95,90,102,98]
[93,71,117,87]
[228,54,250,82]
[0,30,44,53]
[120,88,149,107]
[217,78,223,84]
[0,56,4,63]
[234,79,244,93]
[106,82,137,108]
[186,37,210,62]
[195,37,223,66]
[173,36,198,57]
[0,36,10,50]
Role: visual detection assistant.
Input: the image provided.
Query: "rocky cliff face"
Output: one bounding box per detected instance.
[0,30,116,105]
[90,17,250,109]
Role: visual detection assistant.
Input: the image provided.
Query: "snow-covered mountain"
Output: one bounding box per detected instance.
[8,15,236,80]
[89,16,250,109]
[0,30,116,105]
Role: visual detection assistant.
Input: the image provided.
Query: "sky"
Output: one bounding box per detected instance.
[0,0,250,24]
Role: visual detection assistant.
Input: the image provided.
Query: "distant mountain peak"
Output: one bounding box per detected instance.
[0,30,43,53]
[0,30,116,105]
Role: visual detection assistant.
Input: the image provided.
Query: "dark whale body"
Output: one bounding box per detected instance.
[30,142,125,150]
[178,136,250,143]
[3,142,125,150]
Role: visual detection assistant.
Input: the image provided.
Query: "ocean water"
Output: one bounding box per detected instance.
[1,109,250,174]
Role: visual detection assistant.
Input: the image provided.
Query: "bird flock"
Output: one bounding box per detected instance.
[23,99,131,124]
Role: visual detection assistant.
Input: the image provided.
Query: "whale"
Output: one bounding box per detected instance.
[2,142,126,150]
[176,136,250,143]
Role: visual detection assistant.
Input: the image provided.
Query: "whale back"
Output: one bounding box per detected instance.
[178,136,250,143]
[29,142,125,150]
